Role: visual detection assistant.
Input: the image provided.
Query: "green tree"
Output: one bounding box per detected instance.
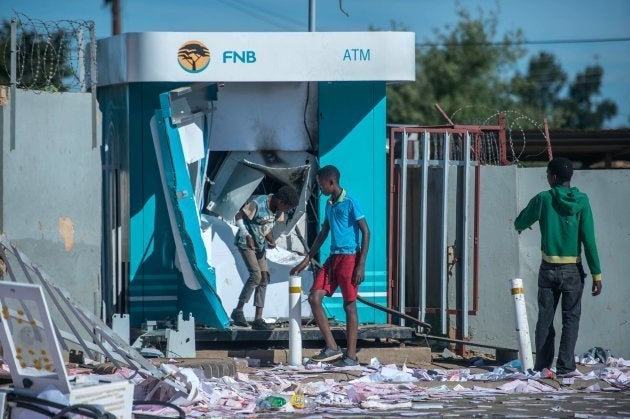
[386,8,618,129]
[510,51,567,117]
[387,8,525,125]
[556,65,617,129]
[511,54,617,129]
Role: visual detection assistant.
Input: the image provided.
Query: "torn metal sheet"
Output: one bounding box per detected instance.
[240,159,312,238]
[205,161,266,221]
[205,151,315,233]
[151,84,230,329]
[0,238,168,383]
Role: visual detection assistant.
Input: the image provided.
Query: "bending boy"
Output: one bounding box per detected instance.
[514,157,602,376]
[291,165,370,366]
[231,185,299,330]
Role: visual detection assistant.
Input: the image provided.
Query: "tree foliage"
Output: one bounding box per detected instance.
[386,8,619,129]
[387,8,525,125]
[510,53,617,129]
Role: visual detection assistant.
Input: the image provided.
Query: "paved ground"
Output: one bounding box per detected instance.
[229,355,629,418]
[3,345,627,417]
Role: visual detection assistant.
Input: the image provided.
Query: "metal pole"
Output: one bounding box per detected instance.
[10,18,17,151]
[418,131,429,322]
[440,133,450,334]
[78,28,86,92]
[89,23,98,149]
[473,133,481,313]
[543,117,553,161]
[308,0,316,32]
[112,0,121,35]
[510,278,534,371]
[461,132,471,337]
[398,130,408,326]
[288,275,303,366]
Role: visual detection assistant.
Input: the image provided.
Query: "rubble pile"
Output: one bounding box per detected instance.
[88,356,630,415]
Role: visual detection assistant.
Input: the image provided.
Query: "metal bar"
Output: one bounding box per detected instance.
[356,295,431,332]
[45,276,124,369]
[498,113,508,165]
[77,28,86,92]
[440,132,450,334]
[34,264,121,368]
[402,159,472,167]
[0,238,165,380]
[92,325,147,371]
[387,131,396,320]
[419,131,429,322]
[410,307,477,315]
[116,206,123,313]
[28,260,122,367]
[544,117,553,160]
[398,129,408,326]
[422,334,519,353]
[473,134,481,313]
[10,19,17,151]
[390,126,502,134]
[12,243,82,353]
[461,132,471,337]
[32,267,96,359]
[308,0,316,31]
[434,103,455,126]
[89,23,97,149]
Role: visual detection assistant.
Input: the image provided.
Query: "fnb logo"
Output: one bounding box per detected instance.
[222,50,257,63]
[177,41,210,73]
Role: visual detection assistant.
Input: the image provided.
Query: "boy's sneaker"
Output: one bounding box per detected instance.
[310,346,343,362]
[230,309,249,327]
[556,369,582,378]
[332,355,359,367]
[251,318,275,331]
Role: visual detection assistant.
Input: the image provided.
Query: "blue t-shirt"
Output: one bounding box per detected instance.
[325,189,365,254]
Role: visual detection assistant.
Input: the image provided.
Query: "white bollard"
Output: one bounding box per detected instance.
[509,278,534,371]
[289,275,303,366]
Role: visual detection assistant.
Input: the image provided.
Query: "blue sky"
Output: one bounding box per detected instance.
[3,0,629,127]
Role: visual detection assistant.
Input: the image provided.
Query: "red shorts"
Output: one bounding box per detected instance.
[312,254,359,302]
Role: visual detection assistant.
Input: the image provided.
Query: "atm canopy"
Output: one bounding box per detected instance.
[96,31,416,86]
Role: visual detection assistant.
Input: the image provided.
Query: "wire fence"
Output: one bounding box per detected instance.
[2,13,96,92]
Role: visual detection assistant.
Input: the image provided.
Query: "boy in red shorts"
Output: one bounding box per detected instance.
[291,165,370,366]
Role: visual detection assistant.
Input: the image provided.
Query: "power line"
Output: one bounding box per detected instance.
[417,36,630,47]
[238,0,305,29]
[216,0,295,31]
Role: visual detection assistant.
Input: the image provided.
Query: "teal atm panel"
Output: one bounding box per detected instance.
[128,83,182,326]
[317,81,387,324]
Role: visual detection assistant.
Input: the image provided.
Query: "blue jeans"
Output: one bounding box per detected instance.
[534,261,585,374]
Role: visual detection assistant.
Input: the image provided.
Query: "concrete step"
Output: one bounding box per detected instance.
[165,357,237,378]
[195,346,431,368]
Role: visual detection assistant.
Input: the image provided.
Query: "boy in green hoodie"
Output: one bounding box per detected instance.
[515,157,602,376]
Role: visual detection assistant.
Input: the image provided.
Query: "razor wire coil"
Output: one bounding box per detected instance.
[2,13,95,92]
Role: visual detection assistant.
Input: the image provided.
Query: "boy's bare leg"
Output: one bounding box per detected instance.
[309,290,338,350]
[255,306,263,320]
[344,300,358,359]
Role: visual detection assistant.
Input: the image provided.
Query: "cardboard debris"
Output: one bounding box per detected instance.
[0,355,627,416]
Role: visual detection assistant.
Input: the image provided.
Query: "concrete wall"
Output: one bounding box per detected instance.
[469,166,630,358]
[0,89,102,315]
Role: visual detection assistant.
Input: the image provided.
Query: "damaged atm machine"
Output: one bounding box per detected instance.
[96,31,415,341]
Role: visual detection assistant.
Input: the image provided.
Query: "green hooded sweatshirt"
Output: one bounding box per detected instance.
[514,185,601,280]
